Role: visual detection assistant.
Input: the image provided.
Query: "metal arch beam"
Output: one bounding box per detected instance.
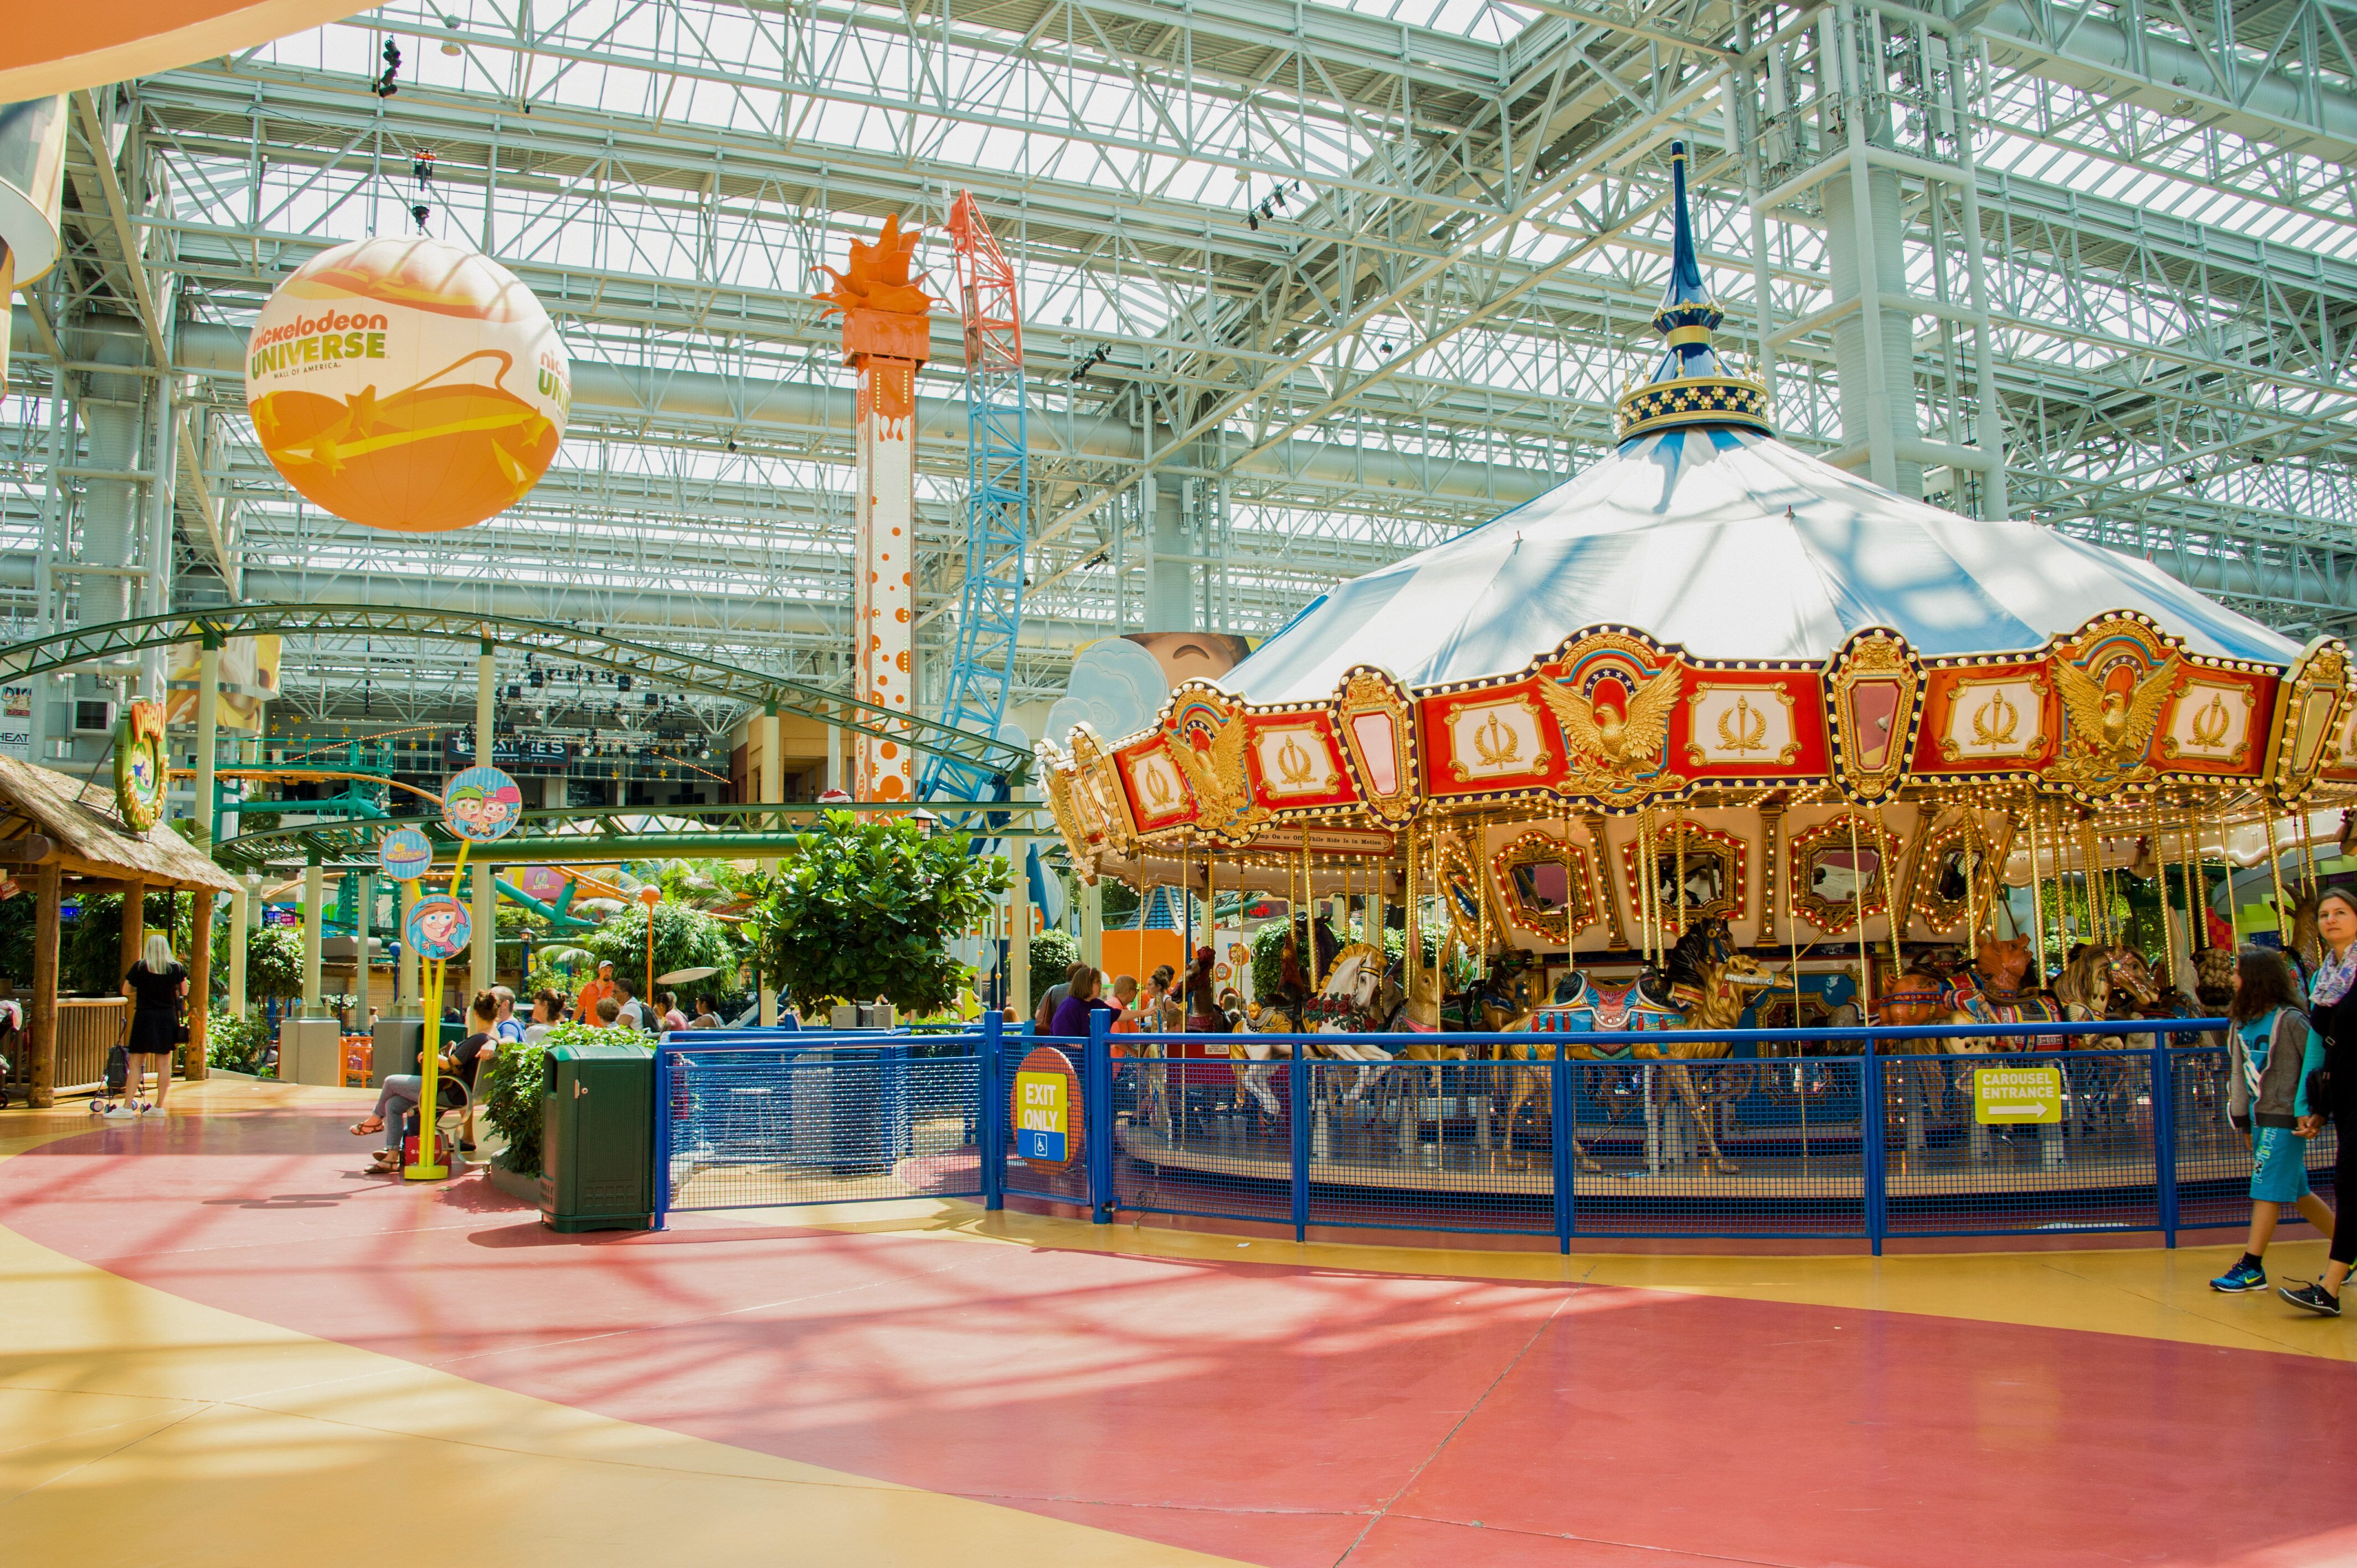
[0,605,1032,781]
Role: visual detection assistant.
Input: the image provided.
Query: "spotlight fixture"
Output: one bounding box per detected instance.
[411,203,431,231]
[374,38,402,97]
[440,14,462,54]
[411,151,435,186]
[617,673,633,692]
[506,682,522,699]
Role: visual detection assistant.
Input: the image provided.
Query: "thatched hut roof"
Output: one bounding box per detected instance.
[0,753,239,893]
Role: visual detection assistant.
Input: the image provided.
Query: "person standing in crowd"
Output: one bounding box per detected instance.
[1182,946,1225,1033]
[522,990,563,1046]
[1035,961,1087,1033]
[2286,887,2357,1314]
[1108,974,1141,1036]
[108,932,187,1117]
[574,960,617,1023]
[1049,968,1119,1036]
[2211,949,2335,1293]
[351,991,497,1173]
[492,986,526,1044]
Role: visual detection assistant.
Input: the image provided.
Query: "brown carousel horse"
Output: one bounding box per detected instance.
[1497,917,1778,1174]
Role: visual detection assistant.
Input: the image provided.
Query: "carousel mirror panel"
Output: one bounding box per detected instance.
[1786,813,1901,934]
[1489,831,1602,945]
[1619,819,1747,930]
[1906,817,1989,934]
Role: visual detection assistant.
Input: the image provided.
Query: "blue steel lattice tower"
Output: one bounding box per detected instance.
[920,192,1030,803]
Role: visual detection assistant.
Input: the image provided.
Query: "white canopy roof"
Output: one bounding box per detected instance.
[1221,426,2297,705]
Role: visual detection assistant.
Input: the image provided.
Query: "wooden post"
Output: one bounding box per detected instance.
[187,887,213,1081]
[120,882,147,1097]
[30,861,56,1107]
[120,880,144,982]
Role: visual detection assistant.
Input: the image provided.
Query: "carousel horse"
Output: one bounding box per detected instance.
[1227,943,1417,1117]
[2052,941,2165,1134]
[1943,934,2065,1048]
[1874,959,1978,1152]
[1497,917,1777,1174]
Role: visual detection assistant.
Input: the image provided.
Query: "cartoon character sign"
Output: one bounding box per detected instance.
[404,896,471,963]
[378,827,434,883]
[113,700,167,832]
[441,765,523,843]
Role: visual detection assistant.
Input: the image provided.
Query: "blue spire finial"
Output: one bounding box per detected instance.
[1613,140,1773,444]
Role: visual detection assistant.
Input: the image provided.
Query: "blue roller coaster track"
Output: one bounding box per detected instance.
[920,192,1029,806]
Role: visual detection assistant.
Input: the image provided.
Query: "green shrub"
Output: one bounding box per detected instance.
[482,1021,625,1178]
[1030,927,1077,984]
[205,1009,269,1074]
[741,812,1011,1015]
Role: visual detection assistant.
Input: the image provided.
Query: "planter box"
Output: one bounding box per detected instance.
[485,1158,539,1206]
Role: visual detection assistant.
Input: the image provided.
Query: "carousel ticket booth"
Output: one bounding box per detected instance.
[0,751,239,1107]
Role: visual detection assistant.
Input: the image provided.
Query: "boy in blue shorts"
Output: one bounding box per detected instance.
[2211,949,2335,1292]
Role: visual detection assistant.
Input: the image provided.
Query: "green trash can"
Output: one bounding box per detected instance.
[539,1041,654,1233]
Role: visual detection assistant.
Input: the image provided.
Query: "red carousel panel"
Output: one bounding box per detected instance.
[1913,662,2055,775]
[2154,668,2273,776]
[1675,670,1829,778]
[1419,680,1565,799]
[1115,735,1198,831]
[1243,712,1359,812]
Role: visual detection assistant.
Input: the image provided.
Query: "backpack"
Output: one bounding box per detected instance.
[105,1043,128,1092]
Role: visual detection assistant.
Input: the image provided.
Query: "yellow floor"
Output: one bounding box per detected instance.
[3,1079,2346,1567]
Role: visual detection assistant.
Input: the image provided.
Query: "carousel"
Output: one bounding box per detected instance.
[1037,143,2356,1218]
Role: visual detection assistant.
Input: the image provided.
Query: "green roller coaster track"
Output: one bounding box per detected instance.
[205,797,1055,874]
[0,605,1033,785]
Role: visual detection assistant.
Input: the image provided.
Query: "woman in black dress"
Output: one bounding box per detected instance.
[119,932,187,1116]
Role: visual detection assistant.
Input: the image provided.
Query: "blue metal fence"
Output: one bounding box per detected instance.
[652,1012,2336,1251]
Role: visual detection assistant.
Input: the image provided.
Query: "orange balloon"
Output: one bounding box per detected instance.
[245,236,569,533]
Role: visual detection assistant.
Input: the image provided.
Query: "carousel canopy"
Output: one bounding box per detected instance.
[1220,426,2296,705]
[1221,142,2293,708]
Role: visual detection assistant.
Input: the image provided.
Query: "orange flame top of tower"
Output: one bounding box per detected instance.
[816,214,938,329]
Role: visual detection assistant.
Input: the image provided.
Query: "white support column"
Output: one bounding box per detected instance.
[353,872,373,1027]
[1080,878,1103,969]
[192,642,220,847]
[472,640,496,995]
[760,702,781,1025]
[301,860,323,1015]
[1008,847,1032,1024]
[227,881,249,1020]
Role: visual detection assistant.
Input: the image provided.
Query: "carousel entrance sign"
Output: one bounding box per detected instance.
[1973,1066,2062,1125]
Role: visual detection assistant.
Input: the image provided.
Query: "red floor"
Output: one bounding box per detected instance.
[9,1106,2356,1567]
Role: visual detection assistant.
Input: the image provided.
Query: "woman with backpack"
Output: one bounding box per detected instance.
[2209,948,2335,1294]
[104,933,187,1118]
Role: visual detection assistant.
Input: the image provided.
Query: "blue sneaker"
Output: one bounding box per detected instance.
[2210,1260,2268,1293]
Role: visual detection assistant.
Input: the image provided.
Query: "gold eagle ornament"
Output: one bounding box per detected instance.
[1162,710,1269,837]
[1541,667,1680,769]
[2051,653,2180,792]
